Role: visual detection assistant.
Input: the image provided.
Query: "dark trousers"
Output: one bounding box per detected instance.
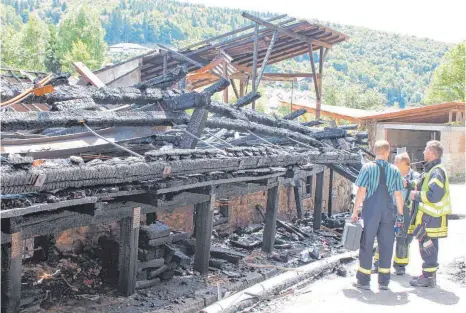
[357,208,395,285]
[374,234,413,269]
[421,237,439,277]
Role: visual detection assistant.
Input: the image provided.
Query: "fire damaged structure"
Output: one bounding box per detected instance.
[1,14,368,313]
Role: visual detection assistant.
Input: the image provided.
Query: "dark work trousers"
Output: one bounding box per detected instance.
[374,234,414,269]
[420,237,439,277]
[357,164,395,286]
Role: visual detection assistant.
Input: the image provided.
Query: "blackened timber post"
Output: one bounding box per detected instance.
[262,181,280,253]
[118,207,140,296]
[328,168,334,217]
[294,178,304,219]
[179,96,209,149]
[223,62,229,103]
[231,79,240,100]
[255,31,278,90]
[307,42,320,119]
[1,218,22,313]
[194,190,215,275]
[251,23,259,110]
[313,170,324,230]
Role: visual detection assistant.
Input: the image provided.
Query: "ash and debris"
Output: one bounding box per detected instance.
[445,256,466,287]
[19,212,349,313]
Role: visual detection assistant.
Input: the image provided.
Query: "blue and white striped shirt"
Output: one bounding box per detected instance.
[355,160,404,198]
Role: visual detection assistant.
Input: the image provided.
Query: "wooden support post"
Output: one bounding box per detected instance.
[251,23,259,110]
[308,42,320,119]
[239,79,245,98]
[294,178,304,219]
[313,171,324,230]
[328,168,334,217]
[118,207,140,296]
[1,219,22,313]
[223,62,229,103]
[194,191,215,275]
[231,79,240,100]
[262,182,280,253]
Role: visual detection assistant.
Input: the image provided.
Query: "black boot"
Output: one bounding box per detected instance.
[409,274,436,288]
[394,266,406,276]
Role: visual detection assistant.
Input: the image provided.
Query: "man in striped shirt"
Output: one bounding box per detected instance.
[351,140,404,290]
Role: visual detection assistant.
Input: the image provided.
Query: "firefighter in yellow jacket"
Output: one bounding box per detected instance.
[409,140,451,287]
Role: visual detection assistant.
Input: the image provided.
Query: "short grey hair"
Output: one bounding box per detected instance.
[426,140,443,159]
[395,152,410,165]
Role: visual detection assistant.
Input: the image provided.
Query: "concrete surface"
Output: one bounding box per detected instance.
[258,184,466,313]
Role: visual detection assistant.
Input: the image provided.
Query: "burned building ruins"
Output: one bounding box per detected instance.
[1,14,370,313]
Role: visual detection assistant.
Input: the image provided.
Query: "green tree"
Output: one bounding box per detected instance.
[424,42,465,104]
[18,13,50,71]
[0,4,23,68]
[57,6,107,71]
[44,24,62,73]
[62,40,99,72]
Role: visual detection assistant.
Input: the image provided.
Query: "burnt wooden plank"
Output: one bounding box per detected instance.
[0,197,98,219]
[118,207,140,296]
[193,192,215,275]
[262,183,280,253]
[1,220,22,313]
[179,105,209,149]
[328,168,334,216]
[294,178,304,219]
[313,171,324,230]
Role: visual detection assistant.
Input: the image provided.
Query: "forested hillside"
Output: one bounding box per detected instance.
[0,0,454,107]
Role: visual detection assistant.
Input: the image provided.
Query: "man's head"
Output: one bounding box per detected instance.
[374,140,390,160]
[424,140,443,162]
[394,152,411,176]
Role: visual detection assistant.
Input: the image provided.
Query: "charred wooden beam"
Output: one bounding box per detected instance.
[205,117,324,147]
[118,208,140,296]
[328,168,334,216]
[294,178,304,219]
[255,31,278,89]
[1,219,22,313]
[302,120,324,127]
[193,191,215,275]
[1,83,166,104]
[313,171,324,230]
[233,92,261,108]
[262,182,279,252]
[1,110,189,131]
[135,65,188,89]
[1,149,360,195]
[251,23,259,110]
[180,106,209,148]
[328,164,358,183]
[52,98,98,111]
[283,108,307,120]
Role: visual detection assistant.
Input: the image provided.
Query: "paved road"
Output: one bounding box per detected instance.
[258,184,466,313]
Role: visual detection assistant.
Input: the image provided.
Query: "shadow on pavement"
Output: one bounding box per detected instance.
[342,288,409,306]
[392,275,460,306]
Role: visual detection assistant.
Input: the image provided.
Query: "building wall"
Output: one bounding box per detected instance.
[157,169,352,234]
[440,126,465,183]
[372,123,465,183]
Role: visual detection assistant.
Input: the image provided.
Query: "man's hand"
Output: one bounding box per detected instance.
[351,211,359,223]
[410,190,417,201]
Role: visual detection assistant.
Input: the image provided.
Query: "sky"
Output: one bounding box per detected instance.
[185,0,465,43]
